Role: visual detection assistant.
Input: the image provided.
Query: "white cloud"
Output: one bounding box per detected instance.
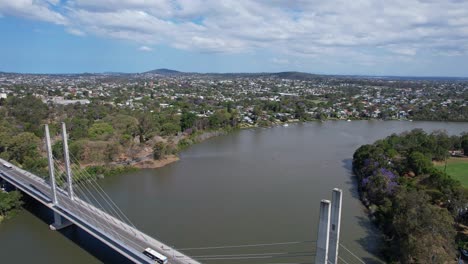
[0,0,67,25]
[138,46,153,52]
[66,28,85,36]
[2,0,468,64]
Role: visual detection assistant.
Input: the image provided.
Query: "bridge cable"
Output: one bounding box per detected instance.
[54,159,146,250]
[51,161,119,240]
[178,240,316,251]
[54,160,145,250]
[65,155,144,243]
[339,243,366,264]
[67,152,140,232]
[65,154,131,224]
[52,161,122,237]
[268,262,314,264]
[63,158,134,234]
[53,159,136,248]
[338,255,351,264]
[266,262,314,264]
[195,253,316,261]
[193,250,315,258]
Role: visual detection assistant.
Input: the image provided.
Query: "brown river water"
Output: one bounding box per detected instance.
[0,121,467,264]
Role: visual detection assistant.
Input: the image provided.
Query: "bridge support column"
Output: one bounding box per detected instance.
[315,199,331,264]
[328,188,342,264]
[0,178,13,192]
[0,178,5,192]
[49,212,73,231]
[61,122,73,200]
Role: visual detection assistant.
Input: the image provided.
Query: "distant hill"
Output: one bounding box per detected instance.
[271,71,321,80]
[143,68,181,75]
[2,68,467,81]
[103,72,131,75]
[140,69,323,80]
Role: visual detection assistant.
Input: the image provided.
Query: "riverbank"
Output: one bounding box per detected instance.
[97,130,228,171]
[133,155,179,169]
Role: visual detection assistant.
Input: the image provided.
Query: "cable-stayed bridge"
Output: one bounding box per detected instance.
[0,123,200,264]
[0,123,369,264]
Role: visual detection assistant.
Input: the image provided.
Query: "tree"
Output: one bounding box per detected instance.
[69,140,84,160]
[8,132,40,164]
[153,142,167,160]
[0,190,23,217]
[52,140,64,161]
[431,131,451,161]
[180,111,197,131]
[68,117,90,140]
[209,109,231,128]
[88,122,114,140]
[136,111,157,143]
[294,103,306,120]
[462,137,468,156]
[6,95,48,135]
[105,114,138,137]
[22,156,48,178]
[392,189,456,263]
[407,151,431,175]
[161,122,181,136]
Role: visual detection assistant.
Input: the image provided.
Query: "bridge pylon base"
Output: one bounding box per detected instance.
[49,212,73,231]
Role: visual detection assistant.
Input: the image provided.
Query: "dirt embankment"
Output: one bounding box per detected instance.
[79,130,227,170]
[133,155,179,169]
[194,130,227,141]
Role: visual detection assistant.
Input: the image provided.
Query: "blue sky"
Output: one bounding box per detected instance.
[1,0,468,76]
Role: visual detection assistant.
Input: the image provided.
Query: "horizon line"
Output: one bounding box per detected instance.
[1,68,468,79]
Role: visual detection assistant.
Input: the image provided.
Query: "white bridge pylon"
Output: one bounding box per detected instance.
[315,188,343,264]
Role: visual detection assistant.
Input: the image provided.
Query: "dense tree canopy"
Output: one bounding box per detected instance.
[353,129,467,262]
[0,191,23,219]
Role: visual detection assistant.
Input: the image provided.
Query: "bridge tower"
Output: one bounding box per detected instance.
[61,122,73,200]
[315,188,343,264]
[45,124,72,230]
[315,199,331,264]
[328,188,343,264]
[45,124,58,206]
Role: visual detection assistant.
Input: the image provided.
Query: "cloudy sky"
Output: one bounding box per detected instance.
[1,0,468,76]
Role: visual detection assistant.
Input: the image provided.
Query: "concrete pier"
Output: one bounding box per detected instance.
[49,212,73,231]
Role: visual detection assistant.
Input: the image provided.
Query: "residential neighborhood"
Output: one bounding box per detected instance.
[1,71,466,125]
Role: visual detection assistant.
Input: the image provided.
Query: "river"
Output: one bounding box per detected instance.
[0,121,467,264]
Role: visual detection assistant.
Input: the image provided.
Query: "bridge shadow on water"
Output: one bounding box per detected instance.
[22,195,134,264]
[341,159,385,264]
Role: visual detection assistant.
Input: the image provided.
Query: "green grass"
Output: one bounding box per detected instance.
[435,158,468,188]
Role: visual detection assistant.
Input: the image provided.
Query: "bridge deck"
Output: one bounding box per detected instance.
[0,159,200,264]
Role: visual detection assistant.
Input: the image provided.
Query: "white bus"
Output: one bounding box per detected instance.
[143,248,168,264]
